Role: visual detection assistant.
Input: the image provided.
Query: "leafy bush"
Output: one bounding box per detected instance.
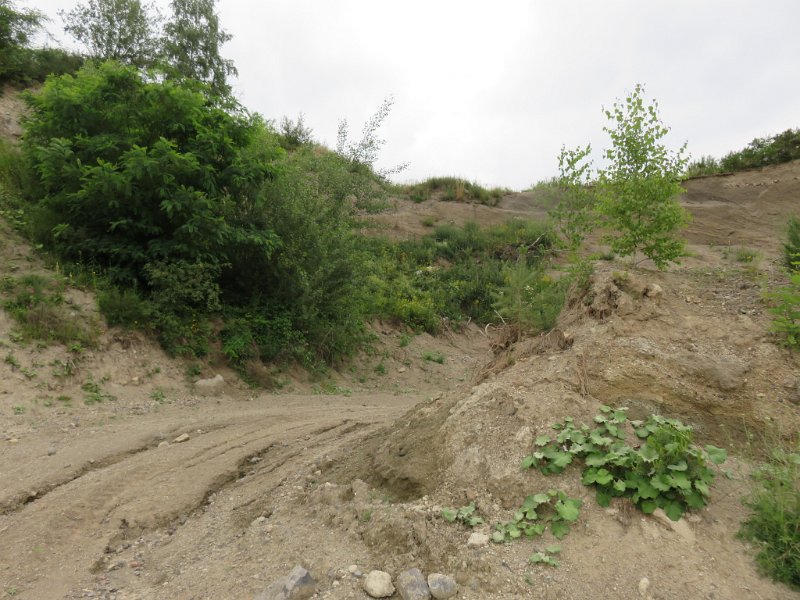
[395,176,507,206]
[739,442,800,589]
[720,128,800,172]
[766,271,800,349]
[684,155,721,178]
[492,261,569,334]
[547,144,597,252]
[597,84,690,269]
[524,407,727,521]
[785,216,800,271]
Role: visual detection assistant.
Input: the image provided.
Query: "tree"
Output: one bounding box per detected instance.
[0,0,43,83]
[60,0,161,68]
[161,0,237,97]
[548,144,596,255]
[597,84,690,269]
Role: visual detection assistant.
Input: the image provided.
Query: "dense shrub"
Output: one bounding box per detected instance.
[394,176,508,206]
[685,129,800,178]
[785,216,800,271]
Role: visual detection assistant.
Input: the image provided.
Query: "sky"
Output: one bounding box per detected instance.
[27,0,800,190]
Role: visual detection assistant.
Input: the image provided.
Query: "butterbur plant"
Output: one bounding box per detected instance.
[492,489,582,543]
[441,502,484,528]
[523,407,726,521]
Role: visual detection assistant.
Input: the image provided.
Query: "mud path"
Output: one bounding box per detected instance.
[0,394,419,598]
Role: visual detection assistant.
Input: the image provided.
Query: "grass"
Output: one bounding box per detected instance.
[739,440,800,589]
[422,350,445,364]
[393,177,509,206]
[0,274,97,348]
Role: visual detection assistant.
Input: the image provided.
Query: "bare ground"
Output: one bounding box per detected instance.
[1,142,799,598]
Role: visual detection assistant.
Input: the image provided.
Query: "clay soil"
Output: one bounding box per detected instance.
[1,93,799,599]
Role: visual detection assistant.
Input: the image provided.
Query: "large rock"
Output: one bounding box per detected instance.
[427,573,457,599]
[396,568,431,600]
[254,565,316,600]
[363,570,395,598]
[194,374,225,395]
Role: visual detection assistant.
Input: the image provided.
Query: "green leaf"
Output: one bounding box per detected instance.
[684,491,706,509]
[521,455,537,470]
[524,523,546,537]
[667,460,688,471]
[585,453,609,467]
[694,479,710,496]
[612,479,627,493]
[663,500,684,522]
[531,493,550,505]
[639,443,659,462]
[545,545,562,554]
[596,488,612,507]
[550,521,571,539]
[639,499,657,514]
[441,508,457,522]
[651,474,672,492]
[491,531,506,544]
[555,499,581,522]
[535,435,551,446]
[594,468,614,485]
[704,445,727,465]
[667,472,691,490]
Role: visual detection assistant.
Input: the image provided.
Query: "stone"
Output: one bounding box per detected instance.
[638,577,650,597]
[427,573,457,599]
[652,508,695,544]
[194,374,225,395]
[254,565,316,600]
[158,441,169,448]
[173,433,190,443]
[466,532,490,548]
[396,568,431,600]
[644,283,664,299]
[47,446,57,456]
[363,570,394,598]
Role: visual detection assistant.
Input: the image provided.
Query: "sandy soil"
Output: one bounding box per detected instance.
[1,89,799,598]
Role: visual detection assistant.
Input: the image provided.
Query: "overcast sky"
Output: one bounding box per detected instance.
[28,0,800,190]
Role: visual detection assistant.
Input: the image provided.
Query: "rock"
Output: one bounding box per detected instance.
[347,564,362,578]
[194,374,225,395]
[254,565,316,600]
[638,577,650,597]
[467,532,490,548]
[47,446,57,456]
[692,356,749,392]
[396,568,431,600]
[363,570,394,598]
[173,433,190,443]
[652,508,695,544]
[427,573,457,599]
[644,283,663,299]
[158,441,169,448]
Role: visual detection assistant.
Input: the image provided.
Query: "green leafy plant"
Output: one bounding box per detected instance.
[492,490,582,543]
[548,144,597,253]
[441,502,485,528]
[422,350,445,364]
[596,84,690,268]
[765,271,800,349]
[82,377,116,405]
[785,216,800,271]
[738,442,799,589]
[529,545,562,567]
[523,407,726,521]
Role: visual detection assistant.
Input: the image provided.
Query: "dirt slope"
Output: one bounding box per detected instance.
[1,155,799,599]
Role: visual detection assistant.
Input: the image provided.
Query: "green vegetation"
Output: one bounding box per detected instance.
[739,441,800,589]
[785,216,800,271]
[0,1,83,86]
[766,272,800,349]
[547,144,596,253]
[0,274,97,346]
[393,176,507,205]
[524,407,727,521]
[441,502,484,528]
[492,490,582,543]
[421,350,445,364]
[685,128,800,177]
[596,84,690,268]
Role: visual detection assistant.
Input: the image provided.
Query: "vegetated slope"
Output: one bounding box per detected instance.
[0,157,798,599]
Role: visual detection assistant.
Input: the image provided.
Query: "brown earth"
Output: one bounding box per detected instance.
[0,89,798,598]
